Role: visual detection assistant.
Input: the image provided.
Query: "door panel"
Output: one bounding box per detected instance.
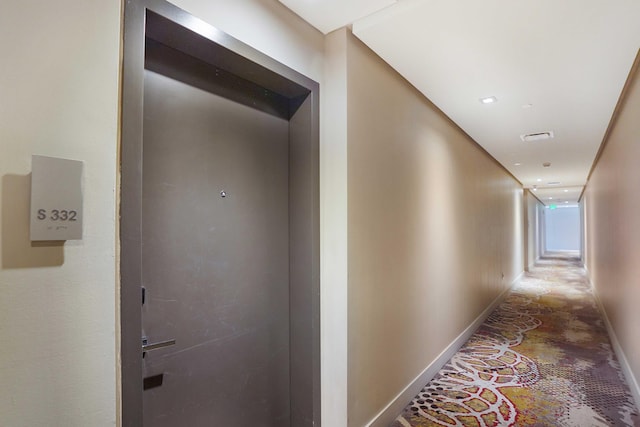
[141,70,290,426]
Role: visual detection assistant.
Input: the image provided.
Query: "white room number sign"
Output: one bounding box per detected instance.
[30,155,83,241]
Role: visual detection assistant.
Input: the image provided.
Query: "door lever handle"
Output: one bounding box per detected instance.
[142,337,176,352]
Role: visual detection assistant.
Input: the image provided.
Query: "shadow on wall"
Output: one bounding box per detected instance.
[2,173,64,269]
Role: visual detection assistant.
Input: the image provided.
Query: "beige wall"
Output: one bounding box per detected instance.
[0,1,324,426]
[0,2,121,426]
[321,28,350,427]
[525,190,543,270]
[583,53,640,398]
[345,34,524,426]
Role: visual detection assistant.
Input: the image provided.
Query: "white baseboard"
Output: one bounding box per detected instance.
[591,287,640,410]
[583,266,594,290]
[528,256,541,271]
[365,274,520,427]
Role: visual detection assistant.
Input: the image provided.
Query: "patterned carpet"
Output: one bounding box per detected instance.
[392,254,640,426]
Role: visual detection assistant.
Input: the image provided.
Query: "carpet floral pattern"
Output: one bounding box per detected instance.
[392,255,640,426]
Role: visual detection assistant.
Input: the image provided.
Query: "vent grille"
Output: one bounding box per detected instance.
[521,131,554,142]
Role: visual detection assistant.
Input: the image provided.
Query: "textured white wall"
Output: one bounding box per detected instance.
[320,28,350,427]
[0,1,121,426]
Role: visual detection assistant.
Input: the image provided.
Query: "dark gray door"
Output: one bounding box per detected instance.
[141,70,290,426]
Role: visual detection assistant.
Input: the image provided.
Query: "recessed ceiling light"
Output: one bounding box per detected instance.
[564,189,569,193]
[514,162,521,166]
[548,197,553,200]
[537,178,542,182]
[532,188,538,191]
[480,96,497,104]
[565,201,569,204]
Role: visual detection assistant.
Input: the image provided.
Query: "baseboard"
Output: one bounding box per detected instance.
[591,286,640,410]
[365,274,520,427]
[583,266,593,289]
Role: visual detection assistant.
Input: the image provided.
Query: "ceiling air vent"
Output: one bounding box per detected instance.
[520,131,554,142]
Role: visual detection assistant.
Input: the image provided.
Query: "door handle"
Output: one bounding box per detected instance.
[142,337,176,352]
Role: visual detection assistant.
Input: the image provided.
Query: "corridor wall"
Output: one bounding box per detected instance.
[524,190,544,270]
[0,2,121,425]
[583,52,640,404]
[341,31,524,426]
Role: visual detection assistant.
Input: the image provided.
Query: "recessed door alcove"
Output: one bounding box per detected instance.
[120,2,320,426]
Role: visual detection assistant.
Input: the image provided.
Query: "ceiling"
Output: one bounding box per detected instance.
[279,0,640,205]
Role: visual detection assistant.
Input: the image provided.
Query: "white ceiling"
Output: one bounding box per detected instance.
[278,0,397,35]
[279,0,640,205]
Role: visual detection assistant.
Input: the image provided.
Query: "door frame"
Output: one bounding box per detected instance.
[120,1,320,425]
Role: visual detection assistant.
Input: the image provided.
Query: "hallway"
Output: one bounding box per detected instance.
[3,2,640,426]
[393,255,640,426]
